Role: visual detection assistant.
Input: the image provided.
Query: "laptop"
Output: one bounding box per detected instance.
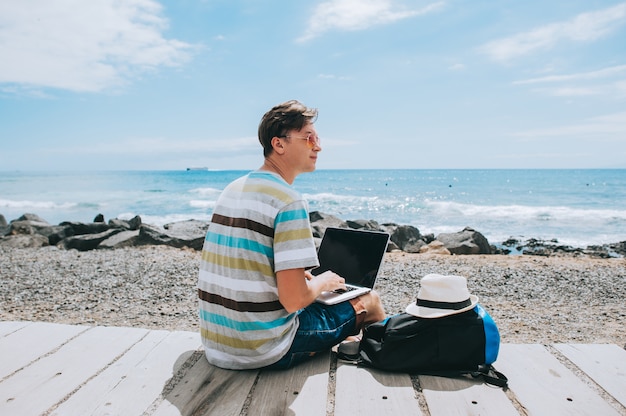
[312,227,390,305]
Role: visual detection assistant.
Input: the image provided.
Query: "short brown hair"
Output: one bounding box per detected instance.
[258,100,318,157]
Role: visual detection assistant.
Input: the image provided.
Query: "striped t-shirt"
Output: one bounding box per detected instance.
[198,170,319,369]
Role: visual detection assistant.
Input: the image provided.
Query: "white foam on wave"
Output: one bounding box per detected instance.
[190,187,222,196]
[0,199,78,210]
[423,199,626,222]
[119,212,213,227]
[189,200,216,209]
[302,193,626,247]
[419,199,626,247]
[303,192,405,214]
[303,192,378,202]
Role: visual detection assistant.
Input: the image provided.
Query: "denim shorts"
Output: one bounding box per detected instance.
[264,300,357,370]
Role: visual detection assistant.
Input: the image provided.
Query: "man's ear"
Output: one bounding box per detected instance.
[271,136,286,154]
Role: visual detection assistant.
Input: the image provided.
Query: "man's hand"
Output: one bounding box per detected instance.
[310,270,346,293]
[277,269,346,312]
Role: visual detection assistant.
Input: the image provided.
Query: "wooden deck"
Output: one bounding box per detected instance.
[1,321,624,415]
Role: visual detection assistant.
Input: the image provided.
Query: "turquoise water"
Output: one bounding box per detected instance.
[1,169,625,247]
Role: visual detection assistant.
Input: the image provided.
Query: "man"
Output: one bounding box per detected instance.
[198,100,386,370]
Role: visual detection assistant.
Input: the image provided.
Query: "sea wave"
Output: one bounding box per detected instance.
[189,200,216,209]
[423,200,626,222]
[303,192,377,203]
[303,192,406,214]
[190,187,222,196]
[129,212,213,227]
[418,200,626,247]
[0,199,79,210]
[299,194,626,246]
[2,169,623,249]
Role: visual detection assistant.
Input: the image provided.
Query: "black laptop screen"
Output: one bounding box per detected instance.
[311,228,390,288]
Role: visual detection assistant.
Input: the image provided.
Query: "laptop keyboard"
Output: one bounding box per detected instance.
[333,285,358,294]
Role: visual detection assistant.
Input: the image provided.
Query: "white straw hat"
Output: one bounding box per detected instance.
[405,273,478,318]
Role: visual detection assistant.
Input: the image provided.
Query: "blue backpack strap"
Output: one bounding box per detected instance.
[475,304,500,364]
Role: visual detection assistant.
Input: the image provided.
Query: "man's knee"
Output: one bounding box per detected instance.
[359,290,386,323]
[361,290,383,309]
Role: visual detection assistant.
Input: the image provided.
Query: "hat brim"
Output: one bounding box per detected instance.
[405,295,479,318]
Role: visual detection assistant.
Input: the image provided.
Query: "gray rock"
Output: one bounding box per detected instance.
[403,239,426,253]
[381,223,423,253]
[136,223,205,250]
[108,215,142,231]
[0,214,7,237]
[0,234,49,248]
[4,218,73,245]
[128,215,142,230]
[164,219,209,235]
[39,225,75,246]
[7,220,51,235]
[421,233,436,244]
[164,219,210,250]
[436,227,491,255]
[60,229,123,251]
[108,218,131,229]
[608,241,626,257]
[309,211,348,238]
[386,240,400,252]
[99,230,140,249]
[60,221,109,235]
[346,219,380,230]
[15,213,50,224]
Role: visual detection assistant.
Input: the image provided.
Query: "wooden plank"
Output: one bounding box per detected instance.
[555,343,626,408]
[0,321,30,337]
[152,352,258,416]
[496,344,621,416]
[419,374,518,415]
[334,362,420,415]
[0,321,89,378]
[0,325,148,416]
[2,322,620,416]
[52,329,200,415]
[249,352,331,415]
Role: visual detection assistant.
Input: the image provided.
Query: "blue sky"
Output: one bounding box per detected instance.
[1,0,625,171]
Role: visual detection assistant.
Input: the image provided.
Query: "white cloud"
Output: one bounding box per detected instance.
[525,82,626,98]
[546,86,605,97]
[513,111,626,139]
[512,64,626,97]
[480,3,626,62]
[297,0,445,42]
[0,0,194,93]
[513,64,626,85]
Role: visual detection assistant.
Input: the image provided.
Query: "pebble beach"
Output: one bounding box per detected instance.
[1,245,624,347]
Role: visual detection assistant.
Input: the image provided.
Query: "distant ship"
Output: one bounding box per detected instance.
[186,167,209,171]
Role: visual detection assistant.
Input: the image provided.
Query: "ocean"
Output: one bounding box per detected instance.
[1,169,625,248]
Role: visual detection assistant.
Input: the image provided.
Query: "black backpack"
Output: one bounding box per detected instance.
[344,305,508,387]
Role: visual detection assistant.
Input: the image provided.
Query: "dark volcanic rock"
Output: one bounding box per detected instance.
[380,223,423,253]
[2,211,623,258]
[309,211,348,238]
[61,229,124,251]
[60,221,109,236]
